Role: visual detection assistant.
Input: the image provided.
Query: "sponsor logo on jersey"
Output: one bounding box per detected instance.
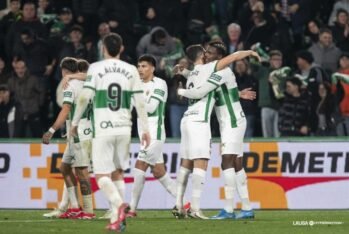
[154,89,165,97]
[63,91,72,98]
[209,73,222,82]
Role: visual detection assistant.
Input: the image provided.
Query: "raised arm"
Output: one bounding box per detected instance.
[216,50,261,72]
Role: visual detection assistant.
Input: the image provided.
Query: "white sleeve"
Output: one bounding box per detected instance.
[146,97,160,113]
[72,88,94,126]
[178,81,217,99]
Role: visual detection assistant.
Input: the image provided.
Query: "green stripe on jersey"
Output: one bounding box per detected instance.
[215,87,239,106]
[221,84,237,128]
[94,90,133,109]
[207,79,220,87]
[204,91,214,122]
[157,101,165,140]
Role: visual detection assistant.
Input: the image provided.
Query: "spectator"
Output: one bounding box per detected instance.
[314,82,336,136]
[168,57,189,137]
[238,0,264,39]
[136,27,177,68]
[303,19,322,49]
[0,85,15,138]
[308,28,341,73]
[140,0,184,38]
[295,50,330,132]
[96,22,111,61]
[328,0,349,26]
[234,59,258,137]
[48,7,74,55]
[330,8,349,52]
[13,28,55,81]
[72,0,100,39]
[5,1,48,59]
[225,23,244,54]
[244,11,275,50]
[254,50,284,137]
[37,0,56,27]
[332,52,349,136]
[278,77,310,136]
[7,60,45,137]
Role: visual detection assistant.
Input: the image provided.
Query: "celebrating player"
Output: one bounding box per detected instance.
[70,33,150,232]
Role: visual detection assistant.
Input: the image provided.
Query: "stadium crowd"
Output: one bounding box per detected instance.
[0,0,349,138]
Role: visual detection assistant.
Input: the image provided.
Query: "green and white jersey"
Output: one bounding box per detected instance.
[184,61,217,122]
[209,67,245,129]
[63,79,92,142]
[83,58,142,138]
[137,77,167,141]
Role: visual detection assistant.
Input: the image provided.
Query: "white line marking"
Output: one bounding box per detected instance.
[0,220,55,223]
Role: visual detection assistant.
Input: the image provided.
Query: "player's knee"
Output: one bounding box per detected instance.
[152,167,165,179]
[59,163,70,175]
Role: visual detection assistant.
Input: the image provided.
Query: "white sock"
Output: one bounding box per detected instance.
[130,168,146,212]
[223,168,236,213]
[58,183,69,210]
[236,169,252,211]
[82,194,93,213]
[191,168,206,212]
[158,173,176,197]
[113,180,125,202]
[175,167,191,209]
[67,186,79,208]
[97,176,122,223]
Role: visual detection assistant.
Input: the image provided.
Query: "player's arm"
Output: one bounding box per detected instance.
[42,104,71,144]
[62,72,87,89]
[146,97,160,113]
[178,81,217,99]
[70,88,94,136]
[216,50,261,71]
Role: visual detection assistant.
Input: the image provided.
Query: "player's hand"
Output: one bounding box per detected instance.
[62,76,71,89]
[70,125,78,138]
[239,88,256,100]
[177,81,184,100]
[250,51,262,63]
[141,132,151,149]
[42,132,53,144]
[173,64,184,75]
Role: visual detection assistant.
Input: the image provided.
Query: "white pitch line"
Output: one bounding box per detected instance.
[0,220,55,223]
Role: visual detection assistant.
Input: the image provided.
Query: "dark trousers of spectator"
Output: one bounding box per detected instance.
[14,113,42,138]
[169,104,187,138]
[244,115,255,138]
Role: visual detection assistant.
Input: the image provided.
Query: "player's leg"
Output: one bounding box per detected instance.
[129,160,149,214]
[188,158,209,219]
[152,163,176,197]
[211,153,236,219]
[175,118,192,213]
[43,183,68,218]
[73,140,94,218]
[92,136,125,231]
[111,169,125,201]
[234,156,254,219]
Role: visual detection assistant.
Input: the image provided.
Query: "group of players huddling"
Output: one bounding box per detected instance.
[42,32,260,232]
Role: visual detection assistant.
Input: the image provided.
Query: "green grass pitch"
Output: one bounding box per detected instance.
[0,210,348,234]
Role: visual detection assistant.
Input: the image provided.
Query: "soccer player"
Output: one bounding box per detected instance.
[177,41,257,219]
[42,58,94,219]
[70,33,150,232]
[127,54,178,217]
[173,44,259,219]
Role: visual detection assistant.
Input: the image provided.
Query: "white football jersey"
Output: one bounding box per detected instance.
[209,67,245,130]
[63,79,92,142]
[183,61,217,122]
[83,58,142,137]
[137,77,167,141]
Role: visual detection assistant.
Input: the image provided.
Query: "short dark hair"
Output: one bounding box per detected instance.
[138,54,156,68]
[103,33,123,57]
[269,50,282,58]
[77,59,89,72]
[336,8,349,17]
[208,41,227,56]
[60,57,78,73]
[296,50,314,64]
[319,27,332,36]
[186,44,205,63]
[151,28,166,44]
[286,77,303,88]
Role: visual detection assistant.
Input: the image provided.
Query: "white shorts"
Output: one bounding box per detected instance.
[62,139,91,168]
[92,135,131,174]
[180,118,211,160]
[220,118,246,157]
[137,140,164,166]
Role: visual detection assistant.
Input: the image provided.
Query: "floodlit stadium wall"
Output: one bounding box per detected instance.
[0,139,348,209]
